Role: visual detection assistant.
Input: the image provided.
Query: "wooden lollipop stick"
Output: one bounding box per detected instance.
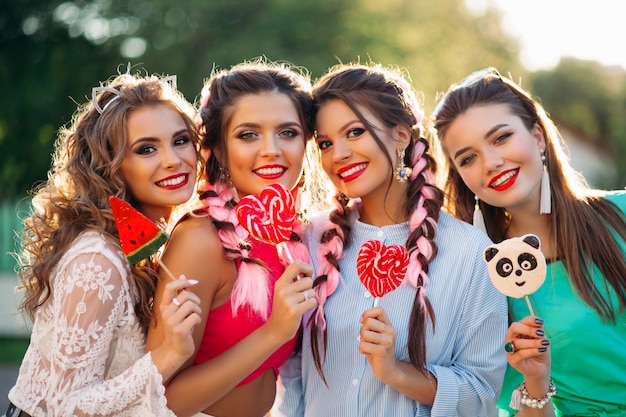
[157,260,178,281]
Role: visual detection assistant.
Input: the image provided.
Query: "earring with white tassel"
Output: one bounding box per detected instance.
[473,195,487,233]
[539,149,551,214]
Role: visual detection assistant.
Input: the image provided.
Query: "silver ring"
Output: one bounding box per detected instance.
[303,290,309,302]
[172,297,181,307]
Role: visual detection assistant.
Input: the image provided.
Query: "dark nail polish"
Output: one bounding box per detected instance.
[538,348,547,353]
[535,329,545,337]
[534,317,544,325]
[541,339,550,346]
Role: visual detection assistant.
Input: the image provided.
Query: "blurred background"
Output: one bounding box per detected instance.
[1,0,625,408]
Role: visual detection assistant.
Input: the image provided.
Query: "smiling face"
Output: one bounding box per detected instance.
[222,92,306,198]
[441,103,545,214]
[120,104,197,222]
[315,98,407,202]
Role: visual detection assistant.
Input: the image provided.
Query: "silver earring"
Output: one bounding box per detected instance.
[473,195,487,233]
[539,149,551,214]
[394,148,412,182]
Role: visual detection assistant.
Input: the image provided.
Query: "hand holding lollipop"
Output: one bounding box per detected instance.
[357,240,409,306]
[483,234,546,315]
[485,235,554,409]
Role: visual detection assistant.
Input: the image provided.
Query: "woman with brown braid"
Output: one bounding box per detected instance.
[272,62,509,417]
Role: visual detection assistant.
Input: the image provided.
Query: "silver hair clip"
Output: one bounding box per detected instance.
[92,86,123,114]
[91,75,177,115]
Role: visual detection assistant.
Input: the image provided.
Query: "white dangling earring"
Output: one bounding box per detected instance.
[539,149,551,214]
[394,148,412,183]
[473,195,487,233]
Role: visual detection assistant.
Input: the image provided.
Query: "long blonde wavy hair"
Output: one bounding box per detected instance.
[17,72,200,330]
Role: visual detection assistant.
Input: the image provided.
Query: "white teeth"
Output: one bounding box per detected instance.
[157,175,185,187]
[255,167,285,175]
[491,171,515,187]
[339,163,367,178]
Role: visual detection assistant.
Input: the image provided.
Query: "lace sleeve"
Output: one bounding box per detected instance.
[41,249,174,417]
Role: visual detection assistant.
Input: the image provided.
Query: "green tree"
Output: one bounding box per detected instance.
[2,0,522,199]
[531,59,626,187]
[0,0,122,199]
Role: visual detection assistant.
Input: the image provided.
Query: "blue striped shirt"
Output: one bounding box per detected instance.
[274,211,508,417]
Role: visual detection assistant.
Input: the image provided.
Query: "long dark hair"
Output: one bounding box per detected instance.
[433,69,626,321]
[309,63,444,383]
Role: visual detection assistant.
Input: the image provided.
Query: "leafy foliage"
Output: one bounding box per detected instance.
[1,0,624,200]
[531,59,626,186]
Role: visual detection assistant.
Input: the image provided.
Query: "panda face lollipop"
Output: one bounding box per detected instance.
[483,234,546,298]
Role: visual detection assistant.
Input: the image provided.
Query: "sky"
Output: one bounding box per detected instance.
[466,0,626,71]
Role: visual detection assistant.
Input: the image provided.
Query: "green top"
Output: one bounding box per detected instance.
[498,190,626,417]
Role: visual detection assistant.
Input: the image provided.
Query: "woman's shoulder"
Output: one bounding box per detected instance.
[168,212,223,251]
[65,230,124,261]
[55,230,129,284]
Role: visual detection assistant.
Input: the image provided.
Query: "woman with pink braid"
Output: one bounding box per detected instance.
[272,63,509,417]
[145,60,318,417]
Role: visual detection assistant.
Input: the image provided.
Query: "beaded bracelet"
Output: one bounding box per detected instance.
[509,379,557,410]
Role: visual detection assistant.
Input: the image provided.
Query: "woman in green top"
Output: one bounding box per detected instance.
[431,67,626,416]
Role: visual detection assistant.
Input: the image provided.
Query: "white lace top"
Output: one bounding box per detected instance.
[8,231,175,417]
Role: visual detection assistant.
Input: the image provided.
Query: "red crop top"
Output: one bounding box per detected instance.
[193,238,298,386]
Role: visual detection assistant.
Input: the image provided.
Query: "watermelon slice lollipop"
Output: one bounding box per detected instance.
[109,196,169,264]
[357,240,409,307]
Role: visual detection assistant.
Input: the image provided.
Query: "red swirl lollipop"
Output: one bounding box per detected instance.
[357,240,409,305]
[236,183,298,263]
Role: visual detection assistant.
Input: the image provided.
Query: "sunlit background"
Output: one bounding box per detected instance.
[1,1,625,406]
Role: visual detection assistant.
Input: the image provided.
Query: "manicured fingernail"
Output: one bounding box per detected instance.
[535,329,545,336]
[541,339,550,346]
[534,317,544,325]
[538,348,547,353]
[188,279,199,285]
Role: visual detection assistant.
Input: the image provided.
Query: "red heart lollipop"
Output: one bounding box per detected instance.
[235,183,296,244]
[357,240,409,298]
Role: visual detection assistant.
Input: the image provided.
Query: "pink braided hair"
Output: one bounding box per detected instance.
[310,195,358,330]
[405,138,439,320]
[276,186,312,267]
[311,139,439,328]
[199,179,310,319]
[199,179,271,318]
